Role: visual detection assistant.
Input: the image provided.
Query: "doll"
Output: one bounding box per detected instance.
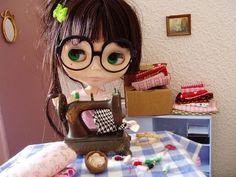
[42,0,142,139]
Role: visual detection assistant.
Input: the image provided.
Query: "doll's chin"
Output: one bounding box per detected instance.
[83,81,105,89]
[83,78,114,87]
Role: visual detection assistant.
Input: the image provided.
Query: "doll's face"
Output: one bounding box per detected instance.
[58,36,133,88]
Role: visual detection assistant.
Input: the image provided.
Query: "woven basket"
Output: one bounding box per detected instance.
[85,151,108,174]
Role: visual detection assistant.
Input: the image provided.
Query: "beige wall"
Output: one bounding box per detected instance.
[130,0,236,176]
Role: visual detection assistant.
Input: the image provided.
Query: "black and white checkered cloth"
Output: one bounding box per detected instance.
[93,109,127,134]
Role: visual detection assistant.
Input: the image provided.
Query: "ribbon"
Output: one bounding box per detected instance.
[53,3,68,23]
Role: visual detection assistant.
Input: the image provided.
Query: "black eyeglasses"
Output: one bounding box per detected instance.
[56,36,136,73]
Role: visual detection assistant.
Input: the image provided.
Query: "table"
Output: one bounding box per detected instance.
[0,131,206,177]
[127,115,211,177]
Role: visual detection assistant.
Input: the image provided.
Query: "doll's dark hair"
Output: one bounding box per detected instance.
[42,0,142,138]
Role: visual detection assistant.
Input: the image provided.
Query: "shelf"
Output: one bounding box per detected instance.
[187,125,209,135]
[202,144,210,147]
[147,115,211,120]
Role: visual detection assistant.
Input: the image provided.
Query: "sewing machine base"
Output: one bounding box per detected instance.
[65,131,132,155]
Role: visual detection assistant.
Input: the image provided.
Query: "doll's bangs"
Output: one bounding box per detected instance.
[59,0,130,42]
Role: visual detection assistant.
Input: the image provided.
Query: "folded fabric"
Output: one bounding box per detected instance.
[183,102,209,107]
[172,109,217,116]
[135,64,168,81]
[54,167,76,177]
[131,73,170,91]
[180,90,209,99]
[0,142,77,177]
[169,132,202,162]
[175,92,213,104]
[173,100,217,113]
[181,82,205,93]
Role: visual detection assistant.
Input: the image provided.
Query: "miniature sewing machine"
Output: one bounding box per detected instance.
[59,89,131,155]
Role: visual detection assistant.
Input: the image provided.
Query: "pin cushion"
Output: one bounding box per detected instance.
[85,151,108,174]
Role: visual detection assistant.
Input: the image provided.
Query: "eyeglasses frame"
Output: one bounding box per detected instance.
[56,35,136,73]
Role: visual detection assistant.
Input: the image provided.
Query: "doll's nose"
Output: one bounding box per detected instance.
[90,56,102,70]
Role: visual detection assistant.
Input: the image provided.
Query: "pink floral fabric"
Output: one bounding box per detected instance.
[54,167,76,177]
[0,142,77,177]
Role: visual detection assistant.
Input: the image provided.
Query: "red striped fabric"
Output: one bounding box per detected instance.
[175,92,213,104]
[135,64,168,81]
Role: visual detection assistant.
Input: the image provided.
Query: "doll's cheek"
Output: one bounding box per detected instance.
[62,65,128,88]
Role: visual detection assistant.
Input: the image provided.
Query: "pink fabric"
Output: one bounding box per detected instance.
[173,100,217,113]
[81,110,97,130]
[131,73,170,91]
[172,109,216,115]
[183,102,209,107]
[181,82,205,93]
[54,167,76,177]
[0,142,77,177]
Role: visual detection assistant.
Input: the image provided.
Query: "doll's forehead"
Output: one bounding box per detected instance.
[63,36,106,50]
[64,38,104,51]
[88,31,105,50]
[92,39,105,51]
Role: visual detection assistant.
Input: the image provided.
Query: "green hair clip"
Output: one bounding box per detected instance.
[53,3,68,23]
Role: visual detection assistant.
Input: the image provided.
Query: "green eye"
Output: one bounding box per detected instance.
[107,53,124,65]
[68,49,85,61]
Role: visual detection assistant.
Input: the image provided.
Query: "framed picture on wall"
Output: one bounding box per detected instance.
[166,14,191,36]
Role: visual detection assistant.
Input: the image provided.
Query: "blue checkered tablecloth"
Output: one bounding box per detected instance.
[0,131,205,177]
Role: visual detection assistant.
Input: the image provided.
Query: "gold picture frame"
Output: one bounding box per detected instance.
[1,10,17,43]
[166,14,191,36]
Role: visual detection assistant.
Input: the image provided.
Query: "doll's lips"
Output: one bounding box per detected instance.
[87,77,103,81]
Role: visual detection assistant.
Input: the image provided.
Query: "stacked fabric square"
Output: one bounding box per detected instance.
[131,63,170,91]
[172,83,218,115]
